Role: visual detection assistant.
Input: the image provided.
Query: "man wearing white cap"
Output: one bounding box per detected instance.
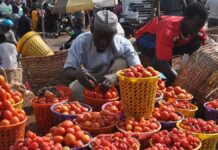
[64,10,141,101]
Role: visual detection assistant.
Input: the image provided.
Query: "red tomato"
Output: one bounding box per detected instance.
[104,92,112,99]
[64,133,76,146]
[96,93,103,99]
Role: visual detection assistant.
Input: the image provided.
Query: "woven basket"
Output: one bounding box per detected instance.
[177,121,218,150]
[175,44,218,109]
[206,27,218,42]
[0,67,23,84]
[31,97,55,134]
[21,50,71,94]
[117,71,159,119]
[0,118,26,150]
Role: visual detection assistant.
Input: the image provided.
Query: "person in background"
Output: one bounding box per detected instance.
[0,18,17,45]
[0,0,13,18]
[205,0,218,28]
[31,7,38,31]
[161,0,187,16]
[64,10,141,101]
[135,3,208,84]
[17,6,32,38]
[0,33,18,69]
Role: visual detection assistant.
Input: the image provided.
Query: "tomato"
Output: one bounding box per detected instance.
[53,136,64,144]
[142,70,152,78]
[0,75,5,85]
[10,116,20,124]
[17,113,26,122]
[53,127,65,136]
[125,72,135,77]
[111,91,117,98]
[74,130,84,139]
[66,128,75,134]
[13,95,21,103]
[2,83,11,92]
[3,110,13,120]
[29,142,38,149]
[59,120,74,129]
[0,119,10,126]
[95,93,103,99]
[104,92,112,99]
[73,140,84,147]
[64,133,76,146]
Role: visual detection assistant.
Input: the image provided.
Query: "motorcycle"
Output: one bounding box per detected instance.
[55,14,75,38]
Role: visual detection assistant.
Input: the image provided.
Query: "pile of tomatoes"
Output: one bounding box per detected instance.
[163,100,194,110]
[146,128,201,150]
[91,132,139,150]
[32,89,68,104]
[103,101,122,115]
[157,79,166,91]
[152,106,182,122]
[120,65,159,78]
[84,85,118,99]
[206,99,218,109]
[76,110,118,129]
[10,131,63,150]
[164,86,193,100]
[117,117,160,133]
[0,76,26,126]
[179,118,218,134]
[0,75,22,105]
[48,120,91,148]
[54,101,89,115]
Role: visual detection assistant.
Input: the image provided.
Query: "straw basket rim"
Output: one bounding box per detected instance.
[116,70,160,81]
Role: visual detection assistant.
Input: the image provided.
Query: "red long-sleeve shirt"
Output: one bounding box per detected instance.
[135,16,206,61]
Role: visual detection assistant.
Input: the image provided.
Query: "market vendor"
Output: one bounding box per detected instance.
[64,10,141,101]
[135,3,208,84]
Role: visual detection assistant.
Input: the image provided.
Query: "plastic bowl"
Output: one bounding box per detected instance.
[159,112,184,131]
[89,134,140,150]
[116,119,161,141]
[204,102,218,123]
[50,102,92,126]
[101,101,125,119]
[75,112,119,136]
[155,91,163,107]
[150,138,202,150]
[83,95,119,111]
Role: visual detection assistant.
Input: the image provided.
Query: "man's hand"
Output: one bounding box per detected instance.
[76,68,97,90]
[99,73,117,93]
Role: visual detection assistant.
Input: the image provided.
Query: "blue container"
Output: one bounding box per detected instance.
[51,102,92,125]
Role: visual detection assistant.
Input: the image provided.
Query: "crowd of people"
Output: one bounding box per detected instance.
[0,0,217,97]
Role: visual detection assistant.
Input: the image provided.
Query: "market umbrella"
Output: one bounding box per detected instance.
[52,0,94,14]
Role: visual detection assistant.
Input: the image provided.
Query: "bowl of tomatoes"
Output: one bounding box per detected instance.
[50,101,92,125]
[152,105,184,131]
[101,101,125,119]
[204,99,218,123]
[83,85,119,111]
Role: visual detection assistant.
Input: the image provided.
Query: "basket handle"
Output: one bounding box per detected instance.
[0,66,8,83]
[205,87,218,99]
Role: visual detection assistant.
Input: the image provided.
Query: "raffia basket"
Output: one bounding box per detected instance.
[21,50,71,94]
[0,67,23,83]
[206,27,218,42]
[175,44,218,110]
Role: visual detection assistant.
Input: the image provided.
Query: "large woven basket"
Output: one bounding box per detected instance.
[206,27,218,42]
[0,67,23,84]
[21,50,71,94]
[175,44,218,110]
